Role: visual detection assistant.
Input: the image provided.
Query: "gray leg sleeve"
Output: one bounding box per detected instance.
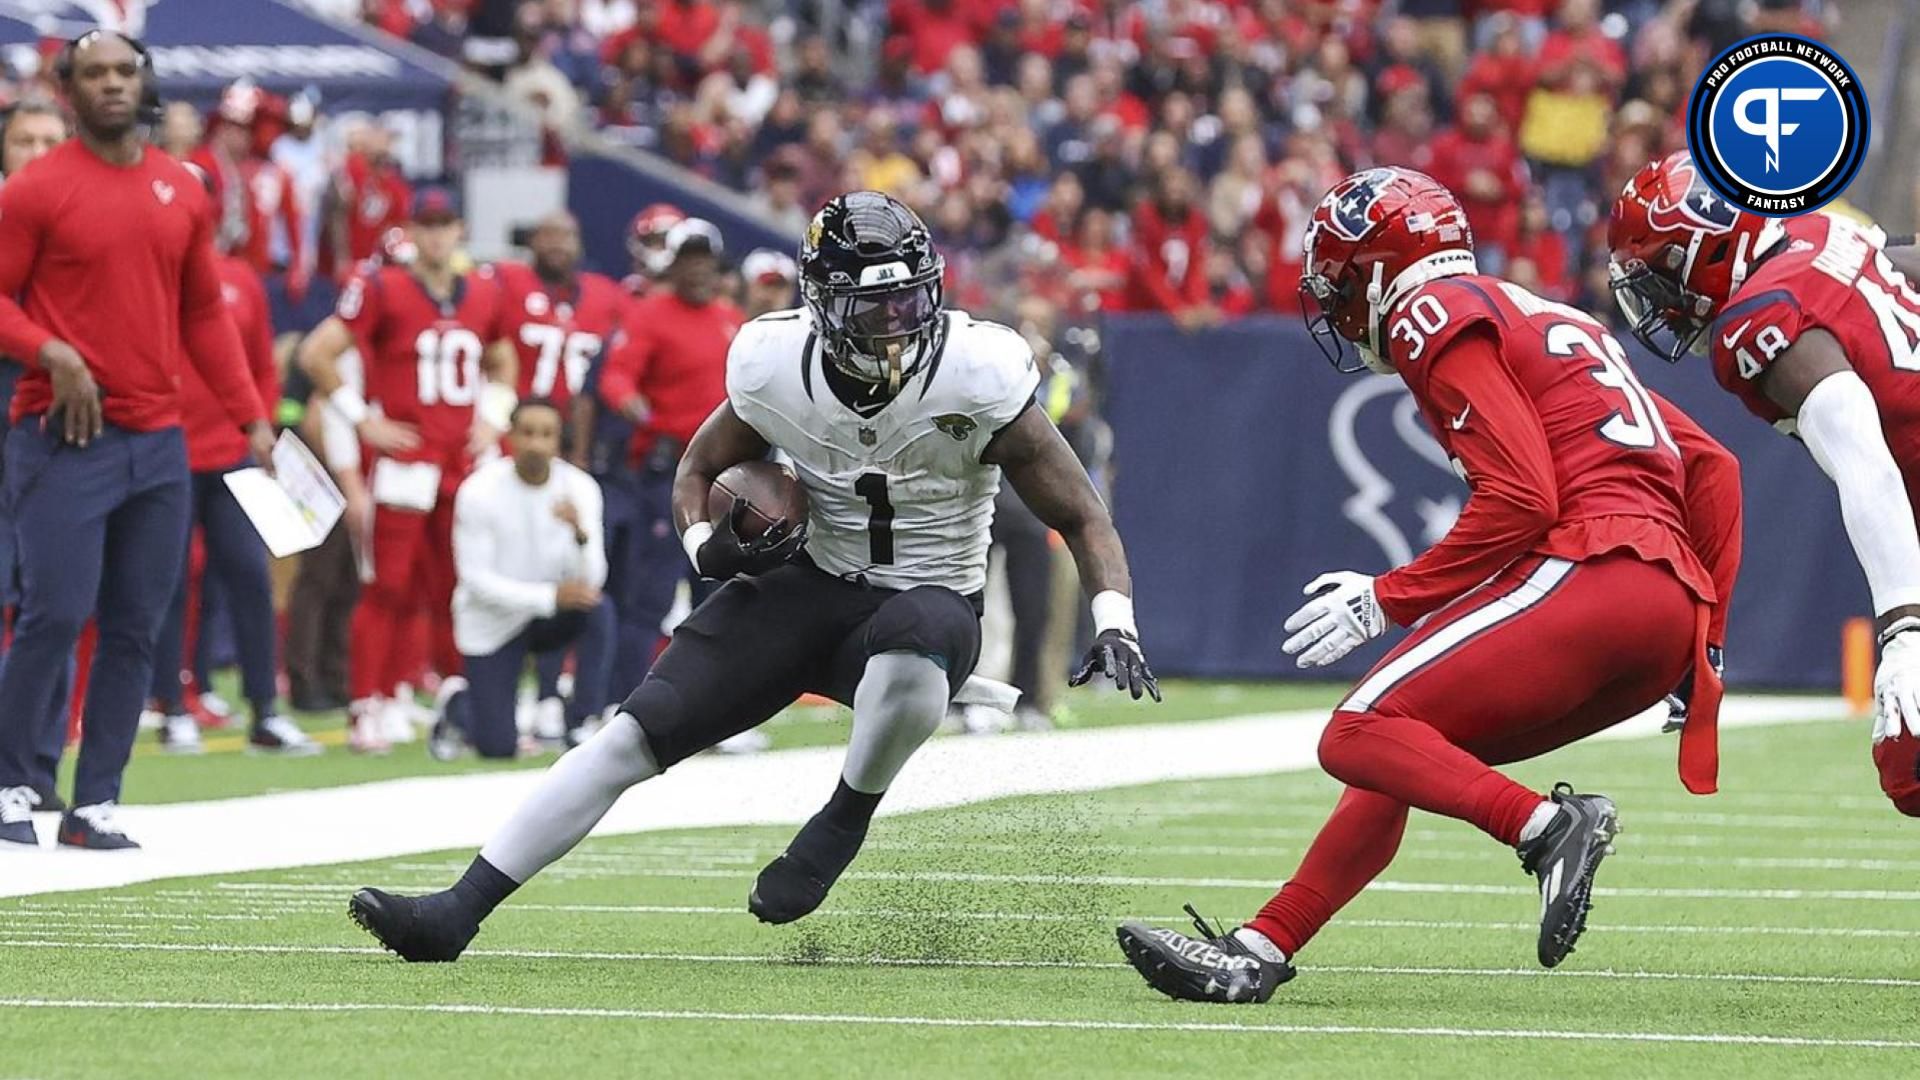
[842,651,951,795]
[480,712,659,883]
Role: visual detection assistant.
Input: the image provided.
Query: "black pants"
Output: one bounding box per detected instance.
[623,560,983,769]
[990,485,1053,709]
[285,519,358,704]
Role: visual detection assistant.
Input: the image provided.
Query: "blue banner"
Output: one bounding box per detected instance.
[1102,314,1865,689]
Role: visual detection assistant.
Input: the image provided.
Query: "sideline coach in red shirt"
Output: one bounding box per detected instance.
[0,31,272,851]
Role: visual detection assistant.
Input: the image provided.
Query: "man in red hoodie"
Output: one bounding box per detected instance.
[1128,168,1220,330]
[145,163,318,757]
[0,31,271,850]
[593,218,743,691]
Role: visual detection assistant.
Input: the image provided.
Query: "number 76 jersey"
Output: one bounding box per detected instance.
[726,308,1041,594]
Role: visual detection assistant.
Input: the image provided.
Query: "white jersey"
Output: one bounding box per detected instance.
[727,308,1041,594]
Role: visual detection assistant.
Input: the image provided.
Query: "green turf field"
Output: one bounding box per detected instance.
[6,696,1917,1078]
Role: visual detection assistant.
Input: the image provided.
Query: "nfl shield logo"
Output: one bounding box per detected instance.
[859,426,877,446]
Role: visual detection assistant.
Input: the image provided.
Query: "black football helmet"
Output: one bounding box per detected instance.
[798,191,946,393]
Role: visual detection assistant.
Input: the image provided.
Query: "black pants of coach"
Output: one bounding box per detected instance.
[0,422,189,807]
[459,599,617,759]
[149,460,279,719]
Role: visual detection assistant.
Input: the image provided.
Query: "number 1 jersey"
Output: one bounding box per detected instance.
[337,263,507,455]
[726,308,1040,595]
[1374,274,1717,626]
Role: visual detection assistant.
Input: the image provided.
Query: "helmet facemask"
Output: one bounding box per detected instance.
[806,269,945,395]
[1609,246,1713,364]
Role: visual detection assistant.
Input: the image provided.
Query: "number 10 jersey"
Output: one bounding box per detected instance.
[336,262,507,456]
[726,308,1041,594]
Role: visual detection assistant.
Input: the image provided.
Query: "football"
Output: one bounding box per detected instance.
[708,460,809,540]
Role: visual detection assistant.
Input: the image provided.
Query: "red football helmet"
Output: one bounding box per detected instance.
[1301,167,1478,374]
[628,202,687,276]
[1607,151,1782,363]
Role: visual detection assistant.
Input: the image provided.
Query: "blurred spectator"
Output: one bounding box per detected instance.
[190,83,307,301]
[892,0,990,75]
[1508,190,1571,300]
[1370,80,1434,172]
[270,92,328,283]
[1457,13,1534,132]
[854,112,922,198]
[157,101,203,161]
[327,122,413,279]
[1207,132,1269,240]
[1427,91,1527,267]
[752,153,812,234]
[504,1,586,135]
[1129,168,1216,329]
[1057,206,1129,315]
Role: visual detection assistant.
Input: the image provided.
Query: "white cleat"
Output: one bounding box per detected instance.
[348,698,393,755]
[532,696,567,743]
[158,713,204,754]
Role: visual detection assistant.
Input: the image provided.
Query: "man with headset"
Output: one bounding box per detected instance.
[0,30,272,850]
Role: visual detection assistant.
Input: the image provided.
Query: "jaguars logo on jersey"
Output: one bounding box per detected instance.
[932,413,977,441]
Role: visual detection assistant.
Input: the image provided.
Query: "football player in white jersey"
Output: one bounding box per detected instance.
[349,191,1159,961]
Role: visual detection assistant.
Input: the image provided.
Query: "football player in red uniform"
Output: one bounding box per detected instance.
[494,211,625,421]
[1610,151,1920,817]
[621,202,685,298]
[298,188,517,753]
[1117,168,1742,1003]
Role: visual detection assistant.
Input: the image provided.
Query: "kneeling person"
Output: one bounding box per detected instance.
[350,191,1159,961]
[435,399,613,759]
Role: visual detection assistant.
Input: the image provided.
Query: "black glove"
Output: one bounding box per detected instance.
[1069,628,1162,702]
[693,497,807,581]
[1663,644,1724,733]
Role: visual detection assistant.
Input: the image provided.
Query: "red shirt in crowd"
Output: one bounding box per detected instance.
[655,0,721,55]
[193,145,305,280]
[1056,242,1130,314]
[181,255,278,471]
[890,0,992,73]
[337,263,507,455]
[1536,27,1628,91]
[0,142,261,433]
[600,291,743,460]
[1508,227,1570,300]
[1425,125,1527,254]
[493,261,628,415]
[1458,52,1536,132]
[336,152,413,274]
[1128,201,1210,314]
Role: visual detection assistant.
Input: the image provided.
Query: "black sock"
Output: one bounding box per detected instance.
[449,856,520,922]
[819,779,883,832]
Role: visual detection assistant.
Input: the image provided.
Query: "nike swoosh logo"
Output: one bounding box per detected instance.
[1449,405,1472,430]
[1721,319,1752,349]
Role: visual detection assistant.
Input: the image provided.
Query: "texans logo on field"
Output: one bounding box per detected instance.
[1325,168,1396,241]
[1644,156,1739,235]
[932,413,976,441]
[1329,378,1464,568]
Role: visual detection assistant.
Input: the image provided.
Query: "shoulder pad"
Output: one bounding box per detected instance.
[1383,278,1500,371]
[726,310,810,399]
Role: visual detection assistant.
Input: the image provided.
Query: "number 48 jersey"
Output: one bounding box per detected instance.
[1375,274,1715,624]
[726,308,1041,595]
[1710,214,1920,508]
[337,262,507,454]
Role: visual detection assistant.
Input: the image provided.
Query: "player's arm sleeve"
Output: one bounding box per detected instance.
[1652,391,1744,643]
[453,480,560,617]
[181,225,266,428]
[1795,368,1920,617]
[0,179,56,364]
[1373,327,1562,626]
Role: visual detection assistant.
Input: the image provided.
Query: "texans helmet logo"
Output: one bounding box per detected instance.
[1325,168,1396,241]
[1645,155,1739,234]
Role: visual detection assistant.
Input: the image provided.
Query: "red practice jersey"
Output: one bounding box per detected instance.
[180,255,278,471]
[1710,214,1920,512]
[336,264,506,455]
[1375,274,1719,628]
[493,262,626,414]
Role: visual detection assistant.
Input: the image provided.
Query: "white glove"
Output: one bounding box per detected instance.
[1282,571,1388,669]
[1873,620,1920,742]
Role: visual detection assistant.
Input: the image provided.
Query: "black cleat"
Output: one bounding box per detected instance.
[349,887,479,962]
[1517,782,1620,968]
[748,813,867,924]
[1116,905,1294,1004]
[57,803,140,850]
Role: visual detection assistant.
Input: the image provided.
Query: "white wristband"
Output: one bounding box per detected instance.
[1091,590,1137,639]
[326,385,369,427]
[478,381,518,432]
[681,520,714,571]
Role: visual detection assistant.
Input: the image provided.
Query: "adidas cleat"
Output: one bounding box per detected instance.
[1116,905,1294,1004]
[748,813,867,924]
[1517,782,1620,968]
[348,888,479,962]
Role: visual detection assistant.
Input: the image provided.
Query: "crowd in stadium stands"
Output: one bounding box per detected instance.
[358,0,1831,325]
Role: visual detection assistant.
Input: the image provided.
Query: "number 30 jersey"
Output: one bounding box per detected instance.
[1372,274,1717,626]
[337,262,507,455]
[1710,214,1920,509]
[726,308,1041,594]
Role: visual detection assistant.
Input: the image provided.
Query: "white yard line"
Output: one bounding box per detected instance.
[3,937,1918,991]
[0,997,1912,1050]
[0,695,1851,899]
